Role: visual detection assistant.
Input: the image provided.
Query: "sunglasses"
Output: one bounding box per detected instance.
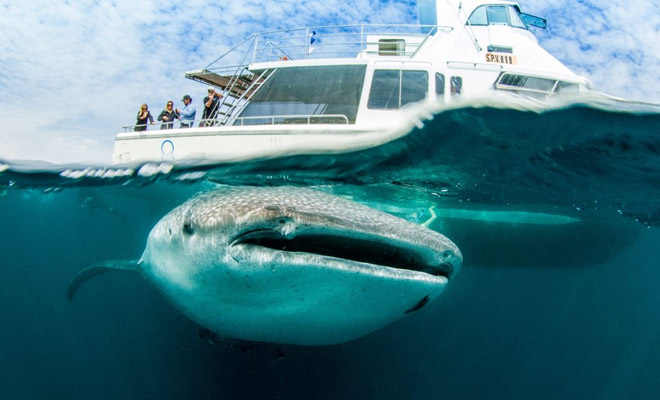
[167,103,173,106]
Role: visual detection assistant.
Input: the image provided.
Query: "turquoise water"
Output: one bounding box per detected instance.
[1,98,660,399]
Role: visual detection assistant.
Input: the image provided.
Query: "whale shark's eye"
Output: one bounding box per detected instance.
[183,220,194,235]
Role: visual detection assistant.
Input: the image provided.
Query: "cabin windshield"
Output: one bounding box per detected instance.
[236,65,366,125]
[467,5,534,29]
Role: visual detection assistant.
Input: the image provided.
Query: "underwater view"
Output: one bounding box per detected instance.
[2,98,660,399]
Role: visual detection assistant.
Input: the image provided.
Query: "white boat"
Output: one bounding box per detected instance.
[112,0,591,165]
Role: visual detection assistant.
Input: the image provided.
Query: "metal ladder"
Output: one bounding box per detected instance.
[222,68,276,125]
[213,68,277,126]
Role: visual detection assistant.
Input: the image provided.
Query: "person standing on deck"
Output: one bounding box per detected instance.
[157,100,179,130]
[134,104,154,131]
[200,86,222,127]
[176,95,196,128]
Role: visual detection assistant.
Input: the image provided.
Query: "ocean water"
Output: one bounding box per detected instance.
[2,96,660,399]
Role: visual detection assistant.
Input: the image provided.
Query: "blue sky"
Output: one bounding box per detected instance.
[1,0,658,164]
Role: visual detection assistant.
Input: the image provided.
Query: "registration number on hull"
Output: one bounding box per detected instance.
[486,53,517,65]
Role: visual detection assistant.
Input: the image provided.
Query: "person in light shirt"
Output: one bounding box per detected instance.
[176,95,196,128]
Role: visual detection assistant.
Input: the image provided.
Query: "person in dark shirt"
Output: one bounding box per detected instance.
[200,86,222,127]
[135,103,154,131]
[157,100,179,130]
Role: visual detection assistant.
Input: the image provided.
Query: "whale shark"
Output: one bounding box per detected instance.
[68,186,462,345]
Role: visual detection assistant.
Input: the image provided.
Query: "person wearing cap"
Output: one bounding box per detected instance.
[176,95,196,128]
[201,86,222,127]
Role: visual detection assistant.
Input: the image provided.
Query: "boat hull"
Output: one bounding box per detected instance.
[112,124,400,165]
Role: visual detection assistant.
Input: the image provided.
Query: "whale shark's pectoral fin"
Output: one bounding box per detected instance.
[67,260,140,301]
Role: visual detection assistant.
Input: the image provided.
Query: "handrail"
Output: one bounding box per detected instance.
[252,24,450,62]
[122,114,349,132]
[256,23,444,36]
[257,38,430,51]
[221,68,276,125]
[255,40,292,61]
[255,31,432,42]
[216,42,256,122]
[234,114,349,126]
[411,26,439,57]
[198,23,451,70]
[203,34,258,70]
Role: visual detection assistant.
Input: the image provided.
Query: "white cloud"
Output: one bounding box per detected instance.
[523,0,660,101]
[0,0,657,164]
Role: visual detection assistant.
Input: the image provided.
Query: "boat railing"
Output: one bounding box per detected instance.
[252,24,450,62]
[122,114,349,132]
[233,114,349,126]
[199,24,451,72]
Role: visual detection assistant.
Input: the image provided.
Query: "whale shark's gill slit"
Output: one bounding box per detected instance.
[234,230,450,278]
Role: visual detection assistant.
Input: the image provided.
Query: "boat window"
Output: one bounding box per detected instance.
[467,6,488,26]
[379,39,406,56]
[507,7,527,29]
[499,74,526,87]
[556,81,580,94]
[236,65,366,124]
[368,70,401,109]
[487,6,508,25]
[368,70,429,109]
[435,73,445,96]
[467,5,533,29]
[401,71,429,105]
[524,76,556,92]
[495,73,560,98]
[450,76,462,96]
[520,13,547,29]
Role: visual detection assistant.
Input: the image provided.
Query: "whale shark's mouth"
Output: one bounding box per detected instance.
[230,229,454,279]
